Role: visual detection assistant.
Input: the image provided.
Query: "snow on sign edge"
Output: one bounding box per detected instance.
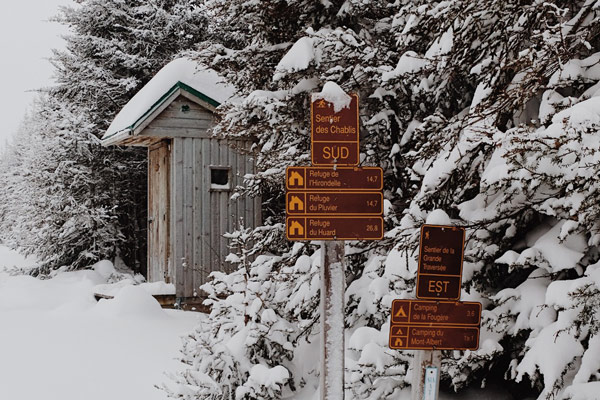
[312,81,352,113]
[103,58,237,139]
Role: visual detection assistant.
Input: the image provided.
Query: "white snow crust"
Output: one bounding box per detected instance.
[274,37,317,80]
[426,209,451,225]
[0,249,199,400]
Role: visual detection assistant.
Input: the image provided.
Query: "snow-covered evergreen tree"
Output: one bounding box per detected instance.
[167,1,600,399]
[0,0,209,273]
[0,96,126,269]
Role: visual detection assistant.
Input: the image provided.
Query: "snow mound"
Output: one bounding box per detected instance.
[95,285,167,319]
[0,244,38,271]
[141,281,176,295]
[93,259,116,279]
[104,58,237,138]
[235,364,290,398]
[94,280,176,298]
[426,209,451,225]
[0,269,104,312]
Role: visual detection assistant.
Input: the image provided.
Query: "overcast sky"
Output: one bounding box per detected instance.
[0,0,69,150]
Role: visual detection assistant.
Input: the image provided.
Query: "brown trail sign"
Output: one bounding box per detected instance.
[289,90,384,400]
[391,299,481,326]
[390,224,471,399]
[286,191,382,215]
[389,325,479,350]
[286,166,382,191]
[311,93,359,166]
[285,166,384,240]
[286,216,383,240]
[416,225,465,300]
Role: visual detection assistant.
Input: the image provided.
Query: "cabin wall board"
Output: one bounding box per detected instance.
[147,141,171,284]
[192,138,204,293]
[172,139,185,297]
[200,137,211,289]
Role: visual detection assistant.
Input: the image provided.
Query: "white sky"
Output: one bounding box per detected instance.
[0,0,69,150]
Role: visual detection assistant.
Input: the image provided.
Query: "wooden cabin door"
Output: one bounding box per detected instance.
[148,141,171,283]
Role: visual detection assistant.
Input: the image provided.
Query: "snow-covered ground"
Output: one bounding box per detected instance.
[0,245,199,400]
[0,245,517,399]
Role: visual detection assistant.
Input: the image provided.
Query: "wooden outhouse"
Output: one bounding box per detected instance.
[102,58,260,302]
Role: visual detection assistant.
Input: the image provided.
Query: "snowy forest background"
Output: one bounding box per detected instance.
[2,0,600,399]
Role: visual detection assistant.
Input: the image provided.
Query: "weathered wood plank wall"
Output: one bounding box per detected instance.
[145,95,261,298]
[148,141,171,283]
[170,137,260,297]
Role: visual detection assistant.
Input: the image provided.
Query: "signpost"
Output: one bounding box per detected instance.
[387,224,478,400]
[416,225,465,300]
[287,90,479,400]
[311,93,359,166]
[287,92,382,400]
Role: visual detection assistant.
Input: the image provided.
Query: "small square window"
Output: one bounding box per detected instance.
[210,166,231,191]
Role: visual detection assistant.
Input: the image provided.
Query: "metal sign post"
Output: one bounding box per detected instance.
[411,350,441,400]
[320,240,345,400]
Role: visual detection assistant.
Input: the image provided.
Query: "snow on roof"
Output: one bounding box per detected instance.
[103,58,237,140]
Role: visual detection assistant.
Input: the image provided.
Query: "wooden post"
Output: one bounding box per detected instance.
[320,240,345,400]
[411,350,441,400]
